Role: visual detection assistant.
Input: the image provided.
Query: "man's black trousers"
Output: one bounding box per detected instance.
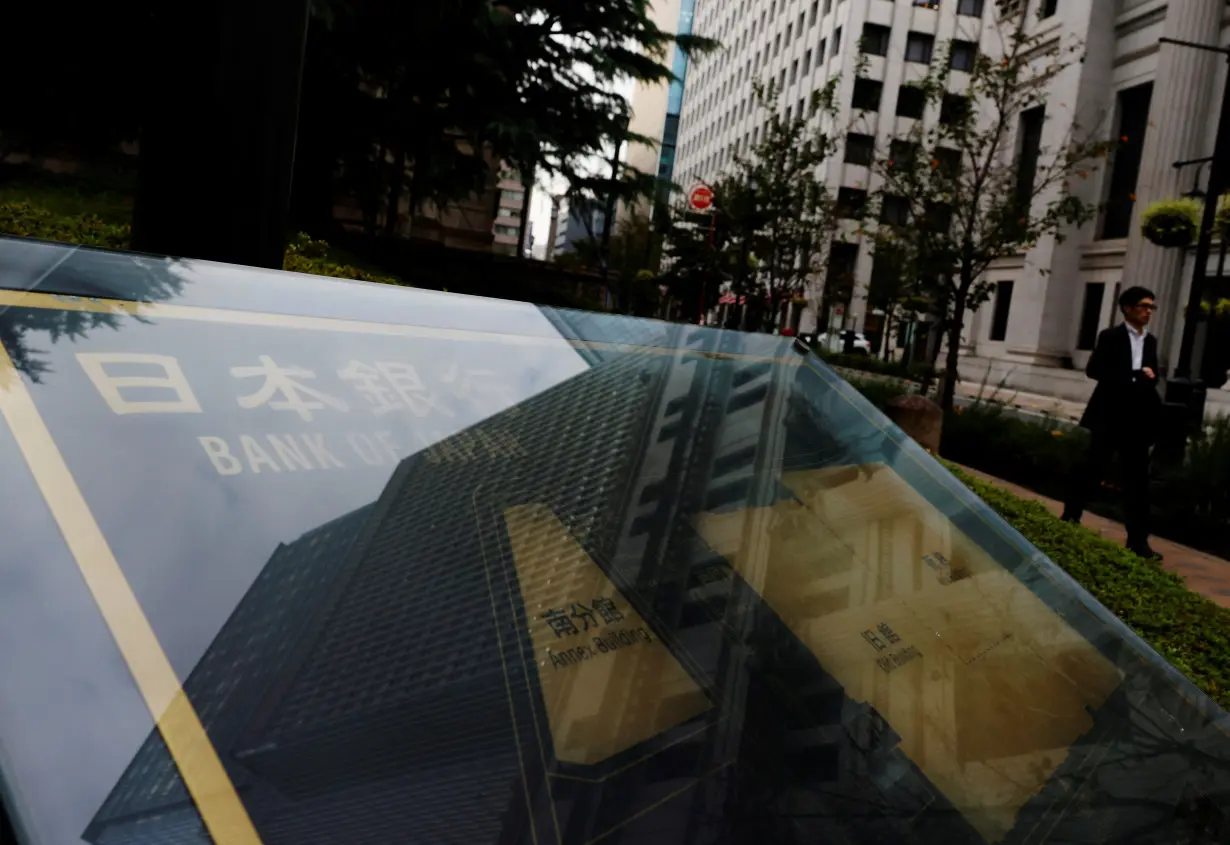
[1062,430,1151,548]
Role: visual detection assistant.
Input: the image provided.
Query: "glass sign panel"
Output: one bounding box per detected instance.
[1,236,1229,845]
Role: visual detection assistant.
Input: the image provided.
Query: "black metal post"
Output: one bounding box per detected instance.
[131,0,311,268]
[1158,39,1230,443]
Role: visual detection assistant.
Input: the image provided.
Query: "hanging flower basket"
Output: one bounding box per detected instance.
[1215,194,1230,241]
[1140,198,1201,248]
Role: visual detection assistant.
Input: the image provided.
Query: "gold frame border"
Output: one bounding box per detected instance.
[0,339,262,844]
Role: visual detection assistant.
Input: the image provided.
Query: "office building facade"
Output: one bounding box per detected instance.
[667,0,1229,405]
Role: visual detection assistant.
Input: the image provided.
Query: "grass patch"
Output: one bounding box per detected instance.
[950,463,1230,708]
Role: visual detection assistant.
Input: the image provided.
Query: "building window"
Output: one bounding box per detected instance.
[1077,283,1105,350]
[803,49,812,75]
[940,93,970,125]
[862,23,891,56]
[845,132,875,166]
[935,147,962,179]
[494,225,520,238]
[881,195,911,226]
[837,187,868,218]
[786,23,793,42]
[896,85,925,118]
[913,0,940,6]
[833,26,842,56]
[1041,0,1058,17]
[957,0,984,15]
[1101,82,1152,240]
[818,38,827,61]
[989,281,1014,341]
[824,0,833,14]
[810,1,819,26]
[774,34,781,56]
[852,78,884,111]
[925,202,953,233]
[779,68,787,90]
[1014,106,1045,212]
[797,12,805,35]
[905,32,935,64]
[890,139,920,167]
[950,40,977,71]
[826,241,859,308]
[790,59,798,84]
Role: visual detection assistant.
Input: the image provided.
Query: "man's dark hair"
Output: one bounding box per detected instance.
[1119,286,1156,309]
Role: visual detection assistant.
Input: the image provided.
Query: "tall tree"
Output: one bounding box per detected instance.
[295,0,717,239]
[662,80,842,332]
[735,80,842,332]
[556,210,665,316]
[865,12,1115,411]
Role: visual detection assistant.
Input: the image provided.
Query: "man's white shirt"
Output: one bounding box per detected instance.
[1125,322,1146,372]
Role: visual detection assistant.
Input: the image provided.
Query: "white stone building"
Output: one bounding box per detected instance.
[663,0,1229,412]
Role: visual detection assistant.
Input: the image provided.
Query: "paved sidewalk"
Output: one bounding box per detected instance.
[960,465,1230,609]
[952,381,1085,423]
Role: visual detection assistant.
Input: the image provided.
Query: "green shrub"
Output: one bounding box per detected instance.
[1154,416,1230,557]
[283,233,403,285]
[950,464,1230,708]
[0,202,403,286]
[0,201,130,250]
[941,402,1087,498]
[817,348,938,382]
[844,376,910,410]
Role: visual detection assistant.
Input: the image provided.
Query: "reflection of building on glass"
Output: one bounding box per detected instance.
[82,316,1230,845]
[84,505,375,844]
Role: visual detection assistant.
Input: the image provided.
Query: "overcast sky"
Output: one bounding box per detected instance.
[526,78,635,260]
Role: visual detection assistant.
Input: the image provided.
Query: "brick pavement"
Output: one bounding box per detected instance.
[959,465,1230,609]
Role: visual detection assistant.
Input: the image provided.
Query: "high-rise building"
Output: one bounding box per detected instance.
[492,170,531,256]
[552,196,608,259]
[624,0,699,223]
[671,0,1229,408]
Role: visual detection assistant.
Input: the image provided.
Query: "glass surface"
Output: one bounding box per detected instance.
[2,235,1230,845]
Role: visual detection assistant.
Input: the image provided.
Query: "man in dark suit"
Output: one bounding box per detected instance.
[1062,286,1163,560]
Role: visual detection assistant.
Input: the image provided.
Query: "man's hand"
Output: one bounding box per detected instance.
[1142,367,1156,380]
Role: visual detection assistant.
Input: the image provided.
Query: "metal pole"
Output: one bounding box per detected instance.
[1165,43,1230,380]
[699,211,715,324]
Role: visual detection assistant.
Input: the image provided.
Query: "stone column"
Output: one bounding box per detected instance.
[1121,0,1225,368]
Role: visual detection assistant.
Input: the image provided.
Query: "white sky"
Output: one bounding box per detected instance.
[527,78,635,259]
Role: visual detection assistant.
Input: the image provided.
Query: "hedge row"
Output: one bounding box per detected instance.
[950,465,1230,709]
[0,201,403,286]
[848,374,1230,561]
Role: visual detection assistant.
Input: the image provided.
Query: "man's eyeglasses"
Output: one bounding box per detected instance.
[1134,302,1158,312]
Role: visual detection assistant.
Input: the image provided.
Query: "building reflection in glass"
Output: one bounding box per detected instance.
[83,320,1230,845]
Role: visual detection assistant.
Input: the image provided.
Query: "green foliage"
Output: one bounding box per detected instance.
[817,348,939,382]
[663,78,843,331]
[1139,197,1202,248]
[0,201,131,250]
[554,211,663,316]
[282,233,404,285]
[295,0,718,234]
[865,18,1114,412]
[948,465,1230,708]
[942,402,1088,492]
[0,200,402,286]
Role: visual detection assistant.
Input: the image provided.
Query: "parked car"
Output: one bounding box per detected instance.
[816,330,871,355]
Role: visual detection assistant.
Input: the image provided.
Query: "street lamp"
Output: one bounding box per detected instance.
[1157,36,1230,441]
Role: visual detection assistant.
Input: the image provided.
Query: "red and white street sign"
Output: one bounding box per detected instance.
[688,183,715,212]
